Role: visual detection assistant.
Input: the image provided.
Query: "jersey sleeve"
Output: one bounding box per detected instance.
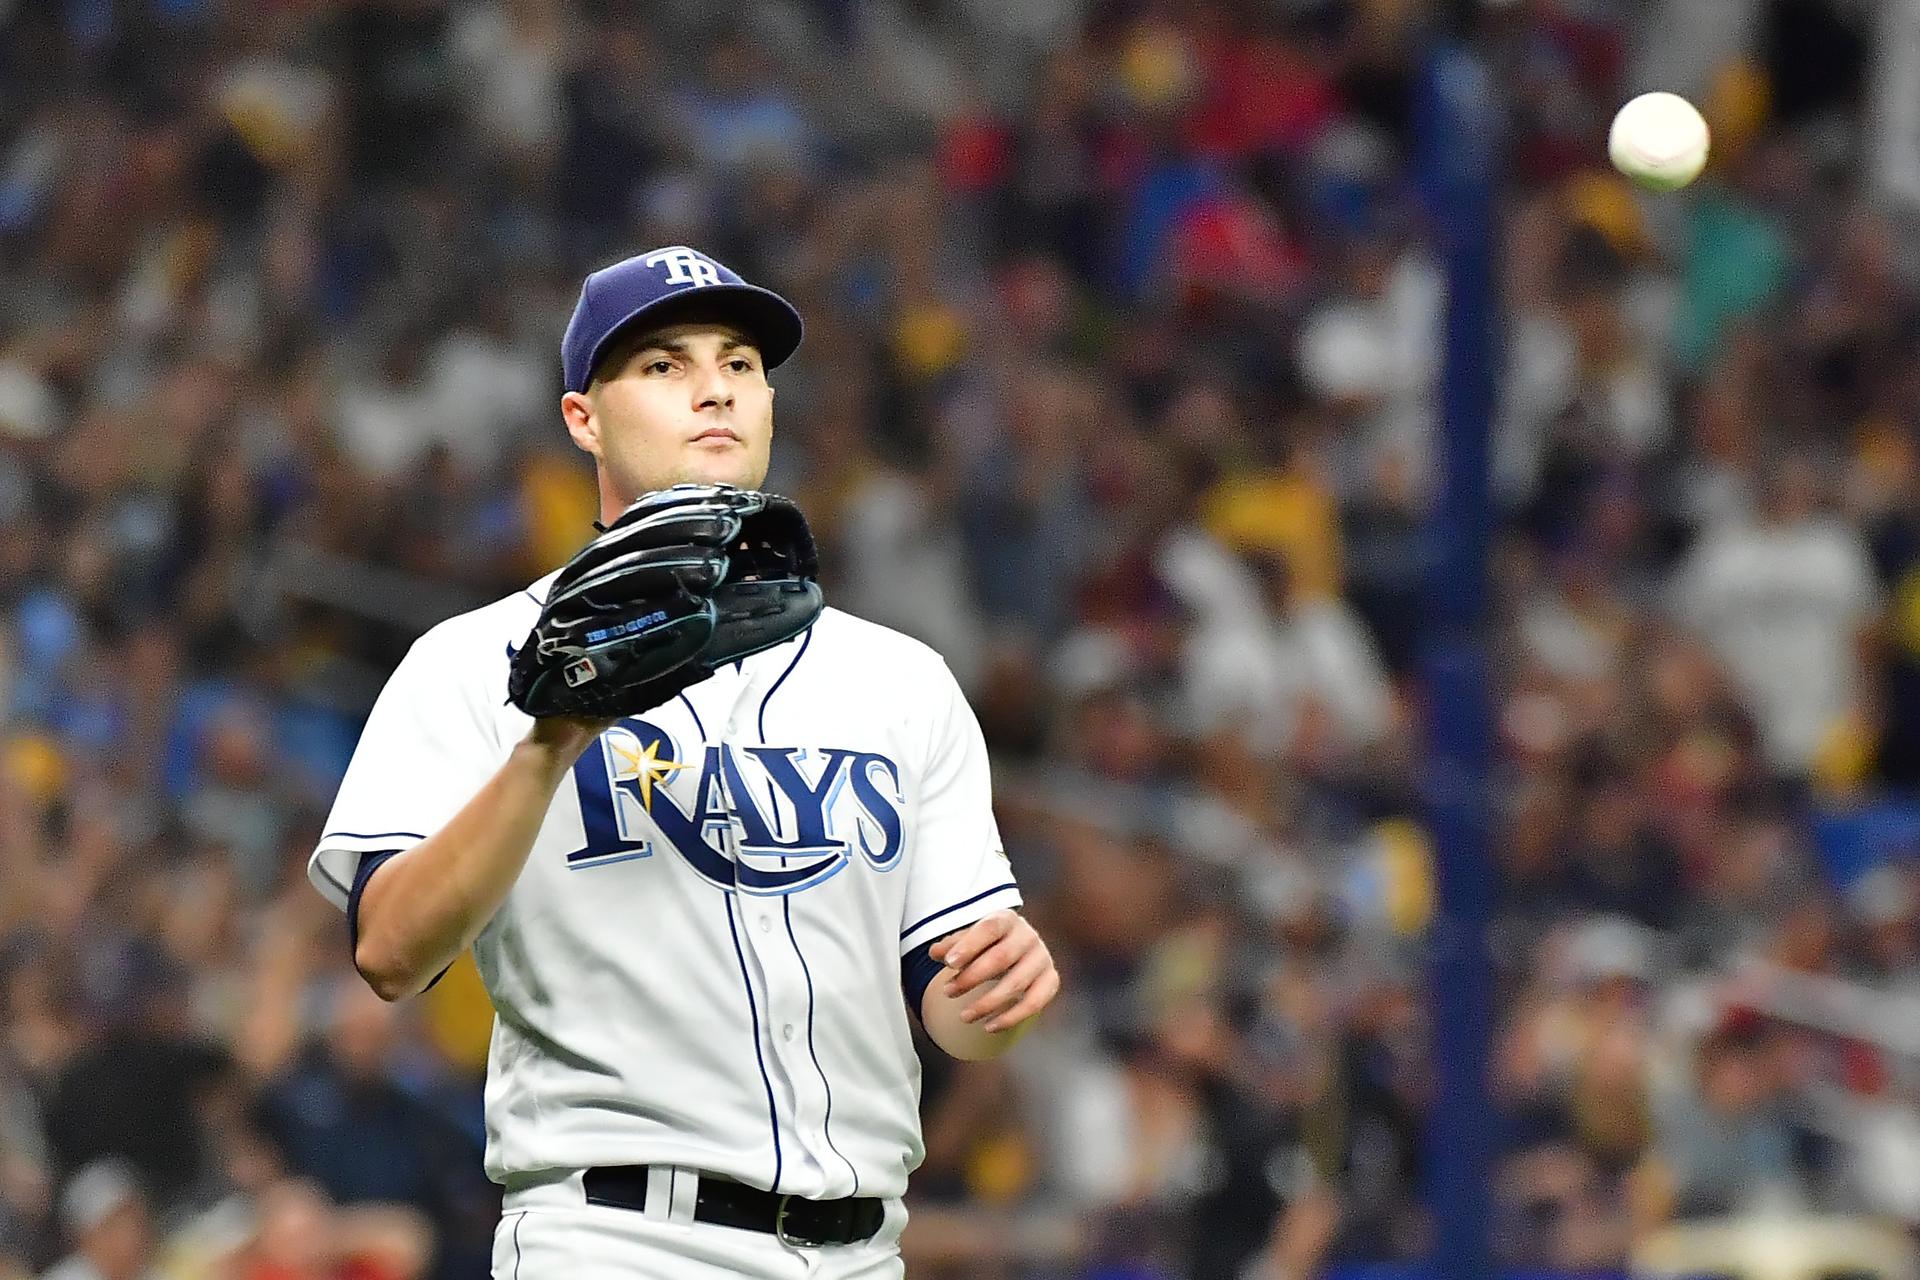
[898,661,1021,956]
[308,624,504,911]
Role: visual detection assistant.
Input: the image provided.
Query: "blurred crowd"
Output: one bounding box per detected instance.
[5,0,1920,1277]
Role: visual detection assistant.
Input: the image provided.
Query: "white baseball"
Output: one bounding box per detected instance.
[1608,92,1710,192]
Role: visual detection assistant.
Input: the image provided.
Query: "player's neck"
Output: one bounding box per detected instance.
[598,470,635,528]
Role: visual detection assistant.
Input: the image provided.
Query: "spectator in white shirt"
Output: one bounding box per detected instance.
[1182,546,1393,761]
[1673,455,1881,776]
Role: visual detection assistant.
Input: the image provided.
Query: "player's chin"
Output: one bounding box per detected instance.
[675,441,765,490]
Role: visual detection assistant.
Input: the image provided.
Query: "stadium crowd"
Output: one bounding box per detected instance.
[2,0,1919,1277]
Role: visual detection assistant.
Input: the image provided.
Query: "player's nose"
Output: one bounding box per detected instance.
[692,364,734,410]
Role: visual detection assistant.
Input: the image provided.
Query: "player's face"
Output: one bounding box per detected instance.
[564,322,775,500]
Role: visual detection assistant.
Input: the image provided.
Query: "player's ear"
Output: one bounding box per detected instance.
[561,391,602,458]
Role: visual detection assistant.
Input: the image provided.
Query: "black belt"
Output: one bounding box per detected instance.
[582,1166,885,1247]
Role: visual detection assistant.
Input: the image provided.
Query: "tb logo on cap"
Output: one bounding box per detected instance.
[644,247,722,288]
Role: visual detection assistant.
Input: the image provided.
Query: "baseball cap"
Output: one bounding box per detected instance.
[561,246,804,393]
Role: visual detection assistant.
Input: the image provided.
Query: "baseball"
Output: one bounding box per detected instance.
[1608,92,1710,192]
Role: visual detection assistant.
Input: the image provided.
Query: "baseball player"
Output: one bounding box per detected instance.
[306,246,1061,1277]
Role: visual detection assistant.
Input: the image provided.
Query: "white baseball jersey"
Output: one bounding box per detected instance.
[308,575,1020,1201]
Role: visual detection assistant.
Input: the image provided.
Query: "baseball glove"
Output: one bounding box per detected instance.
[507,484,824,719]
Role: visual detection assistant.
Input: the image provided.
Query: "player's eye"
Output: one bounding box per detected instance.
[643,359,675,375]
[726,357,754,373]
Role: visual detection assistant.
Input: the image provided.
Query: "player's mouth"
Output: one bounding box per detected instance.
[691,427,741,445]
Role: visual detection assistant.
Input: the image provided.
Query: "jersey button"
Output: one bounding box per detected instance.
[758,916,773,934]
[782,1024,796,1041]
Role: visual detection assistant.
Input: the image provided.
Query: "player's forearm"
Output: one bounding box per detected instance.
[354,721,603,1000]
[919,970,1035,1061]
[918,911,1060,1060]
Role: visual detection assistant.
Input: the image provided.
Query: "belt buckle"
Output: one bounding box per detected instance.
[773,1194,810,1248]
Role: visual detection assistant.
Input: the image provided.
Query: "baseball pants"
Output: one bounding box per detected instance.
[493,1169,906,1279]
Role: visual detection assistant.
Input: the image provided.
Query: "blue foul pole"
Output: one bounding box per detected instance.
[1415,38,1502,1280]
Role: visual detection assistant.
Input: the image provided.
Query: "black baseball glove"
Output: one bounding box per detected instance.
[507,484,824,719]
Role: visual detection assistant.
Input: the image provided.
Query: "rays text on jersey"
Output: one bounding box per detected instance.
[567,719,906,893]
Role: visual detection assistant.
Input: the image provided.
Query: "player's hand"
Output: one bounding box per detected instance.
[928,910,1060,1035]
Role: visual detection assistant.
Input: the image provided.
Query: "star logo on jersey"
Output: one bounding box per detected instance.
[608,735,688,812]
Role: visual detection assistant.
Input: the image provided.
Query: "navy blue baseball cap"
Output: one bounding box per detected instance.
[561,246,804,393]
